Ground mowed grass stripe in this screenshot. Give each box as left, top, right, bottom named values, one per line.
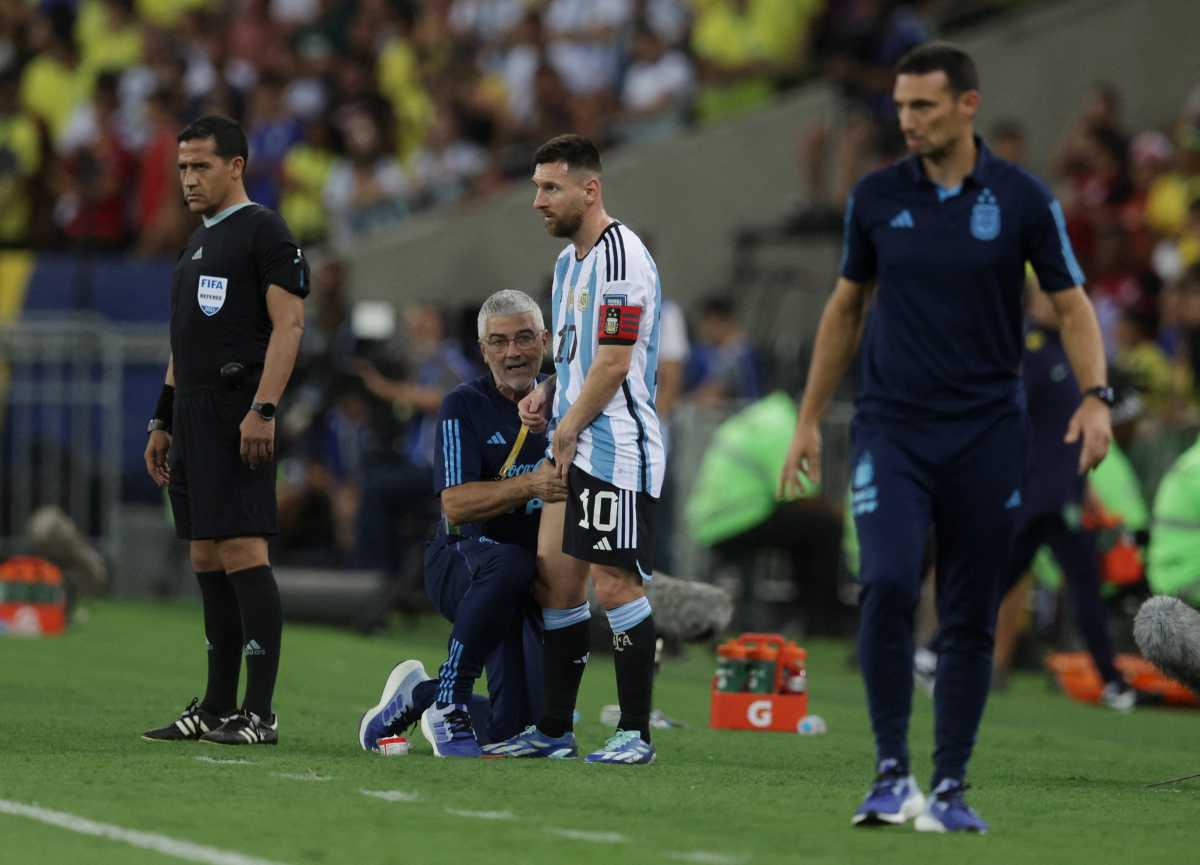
left=1, top=600, right=1198, bottom=865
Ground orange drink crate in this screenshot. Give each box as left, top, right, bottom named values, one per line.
left=710, top=633, right=809, bottom=732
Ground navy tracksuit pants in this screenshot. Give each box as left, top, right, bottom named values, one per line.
left=851, top=409, right=1026, bottom=785
left=424, top=537, right=543, bottom=743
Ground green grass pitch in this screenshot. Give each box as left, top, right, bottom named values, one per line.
left=2, top=600, right=1198, bottom=865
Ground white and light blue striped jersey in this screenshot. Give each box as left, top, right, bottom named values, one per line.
left=551, top=221, right=665, bottom=497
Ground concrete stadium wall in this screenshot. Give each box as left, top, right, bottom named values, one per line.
left=345, top=0, right=1199, bottom=311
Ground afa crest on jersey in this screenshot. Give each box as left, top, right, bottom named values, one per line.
left=970, top=188, right=1001, bottom=241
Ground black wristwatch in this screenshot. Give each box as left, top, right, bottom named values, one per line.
left=251, top=401, right=277, bottom=421
left=1082, top=385, right=1115, bottom=407
left=147, top=418, right=170, bottom=434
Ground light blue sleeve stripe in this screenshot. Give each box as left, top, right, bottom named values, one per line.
left=452, top=419, right=461, bottom=486
left=1048, top=200, right=1087, bottom=286
left=441, top=421, right=450, bottom=488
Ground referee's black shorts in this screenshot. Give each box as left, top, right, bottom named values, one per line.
left=168, top=388, right=278, bottom=541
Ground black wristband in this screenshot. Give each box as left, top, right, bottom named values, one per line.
left=154, top=384, right=175, bottom=431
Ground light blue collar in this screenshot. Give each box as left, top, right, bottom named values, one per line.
left=936, top=183, right=963, bottom=203
left=203, top=201, right=254, bottom=228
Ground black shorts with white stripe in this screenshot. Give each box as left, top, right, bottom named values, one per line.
left=562, top=465, right=657, bottom=577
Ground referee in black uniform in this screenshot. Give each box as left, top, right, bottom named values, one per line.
left=142, top=116, right=308, bottom=746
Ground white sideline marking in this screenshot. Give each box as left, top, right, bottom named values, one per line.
left=360, top=789, right=420, bottom=802
left=666, top=851, right=750, bottom=865
left=546, top=827, right=628, bottom=844
left=445, top=808, right=516, bottom=820
left=195, top=756, right=253, bottom=766
left=271, top=771, right=330, bottom=782
left=0, top=799, right=293, bottom=865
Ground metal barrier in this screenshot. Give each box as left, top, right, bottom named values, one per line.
left=0, top=319, right=166, bottom=564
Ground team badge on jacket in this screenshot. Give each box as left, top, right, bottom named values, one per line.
left=198, top=275, right=228, bottom=316
left=970, top=188, right=1001, bottom=241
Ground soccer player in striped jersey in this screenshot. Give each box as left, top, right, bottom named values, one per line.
left=483, top=134, right=665, bottom=765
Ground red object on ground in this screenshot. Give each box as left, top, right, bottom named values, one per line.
left=0, top=555, right=67, bottom=637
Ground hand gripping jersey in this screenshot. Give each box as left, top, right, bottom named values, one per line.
left=550, top=221, right=665, bottom=497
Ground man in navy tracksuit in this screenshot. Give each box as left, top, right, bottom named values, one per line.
left=781, top=43, right=1112, bottom=833
left=356, top=290, right=568, bottom=756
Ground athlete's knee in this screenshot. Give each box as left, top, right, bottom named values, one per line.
left=216, top=536, right=270, bottom=573
left=592, top=565, right=644, bottom=609
left=190, top=540, right=221, bottom=573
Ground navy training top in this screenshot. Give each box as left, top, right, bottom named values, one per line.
left=1021, top=325, right=1084, bottom=514
left=432, top=374, right=550, bottom=550
left=841, top=137, right=1086, bottom=422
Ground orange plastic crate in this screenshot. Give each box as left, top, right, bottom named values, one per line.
left=710, top=633, right=809, bottom=732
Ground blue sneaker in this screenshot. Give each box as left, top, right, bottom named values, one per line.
left=420, top=702, right=482, bottom=758
left=584, top=730, right=656, bottom=765
left=914, top=779, right=987, bottom=833
left=852, top=759, right=926, bottom=826
left=480, top=725, right=578, bottom=759
left=358, top=660, right=430, bottom=752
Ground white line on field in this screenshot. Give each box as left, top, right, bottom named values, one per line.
left=445, top=808, right=516, bottom=820
left=271, top=771, right=331, bottom=782
left=666, top=851, right=750, bottom=865
left=194, top=756, right=254, bottom=765
left=360, top=789, right=420, bottom=802
left=0, top=799, right=294, bottom=865
left=545, top=827, right=628, bottom=844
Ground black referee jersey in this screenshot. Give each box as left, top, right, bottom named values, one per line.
left=171, top=203, right=310, bottom=392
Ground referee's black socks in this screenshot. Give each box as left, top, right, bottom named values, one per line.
left=196, top=570, right=242, bottom=717
left=229, top=565, right=282, bottom=720
left=606, top=597, right=655, bottom=744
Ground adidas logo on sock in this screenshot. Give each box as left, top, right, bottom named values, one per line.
left=889, top=210, right=914, bottom=229
left=192, top=246, right=203, bottom=260
left=487, top=432, right=507, bottom=445
left=592, top=537, right=612, bottom=551
left=243, top=639, right=266, bottom=656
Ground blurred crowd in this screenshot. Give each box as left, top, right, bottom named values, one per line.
left=1047, top=80, right=1200, bottom=430
left=0, top=0, right=1022, bottom=253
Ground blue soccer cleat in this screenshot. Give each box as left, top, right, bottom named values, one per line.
left=852, top=759, right=926, bottom=826
left=420, top=702, right=482, bottom=758
left=358, top=659, right=430, bottom=752
left=914, top=778, right=988, bottom=833
left=584, top=729, right=656, bottom=765
left=480, top=725, right=578, bottom=759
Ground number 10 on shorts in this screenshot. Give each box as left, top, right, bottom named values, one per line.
left=576, top=489, right=619, bottom=532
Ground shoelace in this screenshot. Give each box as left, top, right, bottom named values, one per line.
left=445, top=709, right=474, bottom=738
left=179, top=697, right=202, bottom=719
left=869, top=770, right=907, bottom=797
left=601, top=729, right=643, bottom=751
left=934, top=782, right=972, bottom=806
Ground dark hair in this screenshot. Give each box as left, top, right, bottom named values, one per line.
left=896, top=41, right=979, bottom=95
left=177, top=115, right=248, bottom=164
left=533, top=134, right=602, bottom=174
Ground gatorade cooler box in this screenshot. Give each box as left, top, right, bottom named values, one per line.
left=710, top=633, right=808, bottom=732
left=0, top=556, right=67, bottom=637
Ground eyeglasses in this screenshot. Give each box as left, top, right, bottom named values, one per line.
left=483, top=330, right=541, bottom=351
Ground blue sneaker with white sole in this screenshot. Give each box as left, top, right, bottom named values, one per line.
left=420, top=702, right=482, bottom=758
left=914, top=779, right=988, bottom=833
left=852, top=759, right=926, bottom=826
left=584, top=730, right=656, bottom=765
left=358, top=659, right=430, bottom=752
left=480, top=725, right=578, bottom=759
